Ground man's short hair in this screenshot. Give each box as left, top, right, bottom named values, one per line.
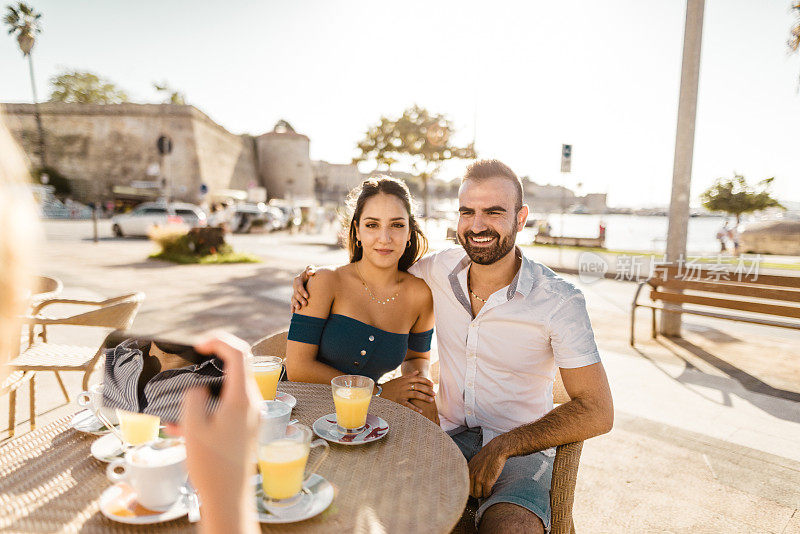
left=461, top=159, right=524, bottom=211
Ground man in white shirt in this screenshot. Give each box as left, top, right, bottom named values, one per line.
left=293, top=159, right=613, bottom=533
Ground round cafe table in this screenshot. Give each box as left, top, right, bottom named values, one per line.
left=0, top=382, right=469, bottom=533
left=272, top=382, right=469, bottom=533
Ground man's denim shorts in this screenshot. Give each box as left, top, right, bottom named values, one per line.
left=447, top=426, right=553, bottom=532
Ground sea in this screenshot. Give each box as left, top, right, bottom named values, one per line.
left=519, top=213, right=729, bottom=255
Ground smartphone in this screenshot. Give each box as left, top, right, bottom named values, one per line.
left=103, top=330, right=224, bottom=422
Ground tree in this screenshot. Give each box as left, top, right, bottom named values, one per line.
left=354, top=105, right=476, bottom=215
left=154, top=81, right=186, bottom=105
left=700, top=174, right=784, bottom=223
left=49, top=70, right=129, bottom=104
left=4, top=2, right=47, bottom=167
left=791, top=2, right=800, bottom=85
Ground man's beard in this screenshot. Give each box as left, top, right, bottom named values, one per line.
left=458, top=227, right=517, bottom=265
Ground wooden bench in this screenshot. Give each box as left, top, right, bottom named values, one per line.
left=630, top=265, right=800, bottom=345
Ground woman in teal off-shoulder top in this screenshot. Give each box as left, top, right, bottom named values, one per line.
left=285, top=176, right=438, bottom=422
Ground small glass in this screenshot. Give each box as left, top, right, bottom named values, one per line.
left=76, top=383, right=119, bottom=428
left=259, top=400, right=292, bottom=444
left=116, top=409, right=160, bottom=446
left=258, top=423, right=329, bottom=513
left=331, top=375, right=374, bottom=434
left=250, top=355, right=284, bottom=400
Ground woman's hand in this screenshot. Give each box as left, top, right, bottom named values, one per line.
left=166, top=332, right=261, bottom=534
left=379, top=371, right=436, bottom=413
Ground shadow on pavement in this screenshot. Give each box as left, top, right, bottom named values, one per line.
left=129, top=264, right=297, bottom=343
left=633, top=337, right=800, bottom=424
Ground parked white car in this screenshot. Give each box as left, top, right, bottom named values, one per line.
left=111, top=202, right=207, bottom=237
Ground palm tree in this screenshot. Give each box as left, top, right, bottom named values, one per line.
left=4, top=2, right=46, bottom=167
left=791, top=2, right=800, bottom=51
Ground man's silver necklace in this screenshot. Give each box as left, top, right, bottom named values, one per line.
left=356, top=263, right=400, bottom=305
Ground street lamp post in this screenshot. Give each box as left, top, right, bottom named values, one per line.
left=662, top=0, right=706, bottom=336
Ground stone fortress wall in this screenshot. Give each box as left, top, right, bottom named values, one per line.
left=1, top=103, right=259, bottom=203
left=256, top=126, right=315, bottom=203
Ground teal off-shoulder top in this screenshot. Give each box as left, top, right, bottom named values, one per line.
left=288, top=313, right=433, bottom=382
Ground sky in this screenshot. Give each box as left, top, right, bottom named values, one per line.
left=1, top=0, right=799, bottom=208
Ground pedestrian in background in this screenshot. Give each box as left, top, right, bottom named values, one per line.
left=716, top=221, right=730, bottom=253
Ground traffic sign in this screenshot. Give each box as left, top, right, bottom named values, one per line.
left=157, top=135, right=173, bottom=155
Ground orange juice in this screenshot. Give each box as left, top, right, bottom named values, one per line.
left=116, top=410, right=160, bottom=446
left=333, top=387, right=372, bottom=429
left=254, top=365, right=282, bottom=400
left=258, top=440, right=309, bottom=500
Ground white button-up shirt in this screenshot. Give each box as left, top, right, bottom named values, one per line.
left=409, top=247, right=601, bottom=445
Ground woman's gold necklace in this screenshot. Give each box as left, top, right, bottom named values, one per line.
left=356, top=263, right=400, bottom=305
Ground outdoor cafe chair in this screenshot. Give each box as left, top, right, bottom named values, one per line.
left=28, top=275, right=63, bottom=306
left=251, top=328, right=289, bottom=358
left=1, top=370, right=34, bottom=439
left=7, top=293, right=144, bottom=432
left=25, top=292, right=142, bottom=346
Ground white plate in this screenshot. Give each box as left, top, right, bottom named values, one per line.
left=99, top=482, right=188, bottom=524
left=312, top=413, right=388, bottom=445
left=71, top=409, right=114, bottom=435
left=276, top=391, right=297, bottom=409
left=90, top=428, right=171, bottom=462
left=254, top=473, right=334, bottom=523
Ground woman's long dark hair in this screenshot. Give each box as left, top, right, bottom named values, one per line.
left=345, top=176, right=428, bottom=272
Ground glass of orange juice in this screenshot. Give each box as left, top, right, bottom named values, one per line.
left=258, top=423, right=328, bottom=512
left=115, top=409, right=160, bottom=446
left=331, top=375, right=374, bottom=433
left=250, top=355, right=283, bottom=400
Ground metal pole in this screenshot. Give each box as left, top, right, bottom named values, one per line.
left=661, top=0, right=705, bottom=336
left=27, top=53, right=47, bottom=168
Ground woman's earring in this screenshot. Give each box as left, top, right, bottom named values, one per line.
left=406, top=240, right=411, bottom=248
left=357, top=240, right=362, bottom=248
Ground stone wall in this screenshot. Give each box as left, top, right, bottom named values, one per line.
left=0, top=103, right=259, bottom=203
left=256, top=130, right=315, bottom=203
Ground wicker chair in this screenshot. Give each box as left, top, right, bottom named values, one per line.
left=28, top=275, right=63, bottom=306
left=25, top=292, right=142, bottom=346
left=251, top=328, right=289, bottom=358
left=451, top=373, right=583, bottom=534
left=7, top=292, right=144, bottom=431
left=2, top=371, right=34, bottom=439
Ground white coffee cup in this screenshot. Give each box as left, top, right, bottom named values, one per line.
left=259, top=400, right=291, bottom=444
left=106, top=439, right=188, bottom=510
left=77, top=383, right=119, bottom=426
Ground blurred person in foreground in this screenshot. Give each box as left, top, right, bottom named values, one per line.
left=293, top=159, right=614, bottom=534
left=0, top=117, right=259, bottom=534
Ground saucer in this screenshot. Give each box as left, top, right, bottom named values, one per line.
left=253, top=473, right=334, bottom=523
left=90, top=429, right=171, bottom=462
left=276, top=391, right=297, bottom=409
left=71, top=409, right=114, bottom=435
left=100, top=482, right=188, bottom=524
left=312, top=413, right=388, bottom=445
left=91, top=433, right=126, bottom=462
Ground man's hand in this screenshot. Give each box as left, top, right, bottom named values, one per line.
left=291, top=265, right=317, bottom=312
left=468, top=438, right=509, bottom=499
